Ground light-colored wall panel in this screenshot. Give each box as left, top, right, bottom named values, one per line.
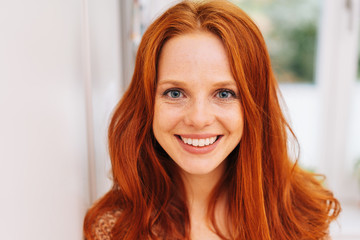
left=87, top=0, right=123, bottom=200
left=0, top=1, right=90, bottom=239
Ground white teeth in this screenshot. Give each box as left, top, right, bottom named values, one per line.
left=180, top=136, right=218, bottom=147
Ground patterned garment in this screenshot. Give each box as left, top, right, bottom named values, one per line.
left=91, top=210, right=121, bottom=240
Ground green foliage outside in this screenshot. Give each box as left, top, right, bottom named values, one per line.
left=230, top=0, right=320, bottom=83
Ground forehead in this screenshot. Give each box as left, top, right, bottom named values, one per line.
left=157, top=31, right=234, bottom=86
left=159, top=31, right=228, bottom=68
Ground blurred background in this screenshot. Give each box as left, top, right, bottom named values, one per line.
left=0, top=0, right=359, bottom=239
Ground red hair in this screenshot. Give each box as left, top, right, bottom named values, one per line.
left=84, top=1, right=340, bottom=239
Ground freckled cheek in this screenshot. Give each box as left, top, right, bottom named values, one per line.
left=154, top=104, right=185, bottom=132
left=215, top=105, right=244, bottom=132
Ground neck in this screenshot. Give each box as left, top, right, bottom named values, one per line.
left=181, top=162, right=226, bottom=213
left=180, top=162, right=229, bottom=239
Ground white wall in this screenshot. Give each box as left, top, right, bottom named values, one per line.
left=87, top=0, right=123, bottom=200
left=0, top=0, right=122, bottom=239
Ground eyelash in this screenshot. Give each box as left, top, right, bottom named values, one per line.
left=215, top=89, right=237, bottom=99
left=162, top=88, right=237, bottom=100
left=163, top=88, right=184, bottom=99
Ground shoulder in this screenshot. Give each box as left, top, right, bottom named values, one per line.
left=89, top=209, right=121, bottom=240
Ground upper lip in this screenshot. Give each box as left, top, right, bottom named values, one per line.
left=176, top=134, right=220, bottom=138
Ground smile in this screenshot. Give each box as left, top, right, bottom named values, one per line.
left=175, top=134, right=222, bottom=154
left=180, top=136, right=218, bottom=147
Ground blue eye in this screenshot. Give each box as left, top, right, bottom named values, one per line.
left=166, top=89, right=182, bottom=98
left=217, top=90, right=234, bottom=99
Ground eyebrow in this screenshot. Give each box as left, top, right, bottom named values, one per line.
left=157, top=79, right=238, bottom=88
left=157, top=79, right=184, bottom=87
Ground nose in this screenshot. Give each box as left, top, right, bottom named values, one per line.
left=183, top=97, right=215, bottom=129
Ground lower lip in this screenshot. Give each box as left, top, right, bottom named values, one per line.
left=176, top=136, right=222, bottom=154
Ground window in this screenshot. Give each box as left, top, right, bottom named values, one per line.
left=230, top=0, right=320, bottom=83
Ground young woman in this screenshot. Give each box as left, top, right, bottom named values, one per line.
left=84, top=1, right=340, bottom=239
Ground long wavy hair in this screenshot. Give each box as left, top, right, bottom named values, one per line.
left=84, top=1, right=340, bottom=239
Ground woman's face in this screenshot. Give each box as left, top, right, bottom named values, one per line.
left=153, top=31, right=244, bottom=176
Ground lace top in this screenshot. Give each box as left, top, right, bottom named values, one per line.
left=90, top=210, right=121, bottom=240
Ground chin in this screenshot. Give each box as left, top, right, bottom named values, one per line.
left=175, top=157, right=225, bottom=176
